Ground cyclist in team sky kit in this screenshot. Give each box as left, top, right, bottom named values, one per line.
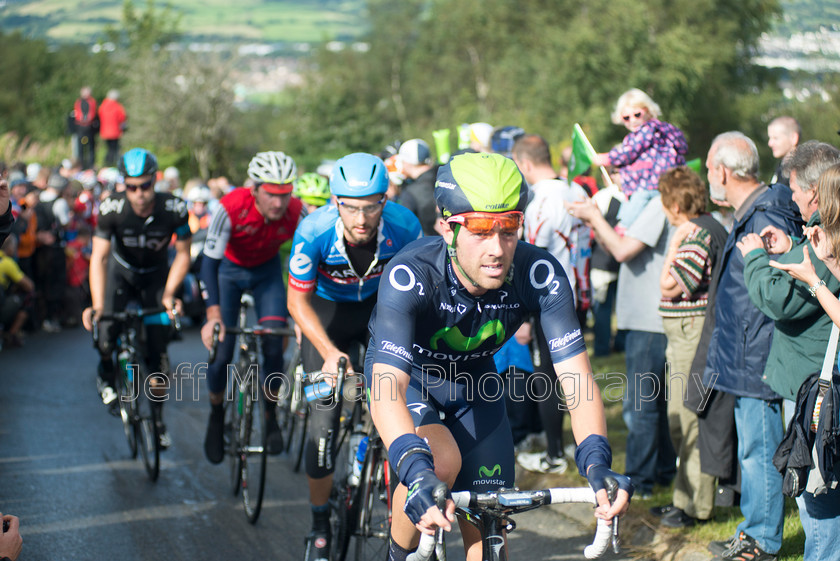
left=363, top=152, right=633, bottom=561
left=83, top=148, right=192, bottom=449
left=286, top=152, right=422, bottom=561
left=199, top=151, right=305, bottom=464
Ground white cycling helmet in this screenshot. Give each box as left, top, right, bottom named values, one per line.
left=247, top=151, right=297, bottom=184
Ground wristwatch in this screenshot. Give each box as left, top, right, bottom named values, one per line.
left=809, top=279, right=827, bottom=297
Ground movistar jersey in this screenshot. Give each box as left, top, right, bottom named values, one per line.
left=369, top=237, right=586, bottom=378
left=287, top=201, right=422, bottom=302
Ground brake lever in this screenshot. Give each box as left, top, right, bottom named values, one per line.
left=606, top=478, right=620, bottom=553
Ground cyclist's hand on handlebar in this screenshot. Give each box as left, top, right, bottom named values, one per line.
left=162, top=296, right=183, bottom=317
left=82, top=307, right=101, bottom=332
left=201, top=318, right=224, bottom=351
left=404, top=471, right=455, bottom=534
left=586, top=465, right=634, bottom=521
left=321, top=349, right=353, bottom=375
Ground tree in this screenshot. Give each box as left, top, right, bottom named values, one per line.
left=0, top=31, right=112, bottom=142
left=105, top=0, right=238, bottom=178
left=274, top=0, right=788, bottom=168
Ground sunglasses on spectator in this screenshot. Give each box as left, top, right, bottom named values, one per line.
left=338, top=197, right=385, bottom=216
left=447, top=211, right=523, bottom=236
left=125, top=179, right=155, bottom=192
left=622, top=111, right=644, bottom=122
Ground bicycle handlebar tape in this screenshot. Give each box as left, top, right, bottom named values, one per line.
left=388, top=433, right=435, bottom=486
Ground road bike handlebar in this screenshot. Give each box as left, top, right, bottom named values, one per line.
left=207, top=322, right=294, bottom=364
left=92, top=307, right=180, bottom=348
left=409, top=482, right=618, bottom=561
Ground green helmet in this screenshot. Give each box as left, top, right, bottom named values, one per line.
left=434, top=152, right=529, bottom=218
left=294, top=172, right=330, bottom=206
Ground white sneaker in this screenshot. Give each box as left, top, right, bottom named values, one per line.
left=97, top=377, right=117, bottom=405
left=514, top=432, right=548, bottom=454
left=516, top=451, right=568, bottom=474
left=42, top=320, right=62, bottom=333
left=157, top=423, right=172, bottom=449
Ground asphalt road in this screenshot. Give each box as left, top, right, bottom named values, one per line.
left=0, top=325, right=629, bottom=561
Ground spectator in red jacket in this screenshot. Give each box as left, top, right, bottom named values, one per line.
left=73, top=86, right=98, bottom=170
left=98, top=90, right=127, bottom=168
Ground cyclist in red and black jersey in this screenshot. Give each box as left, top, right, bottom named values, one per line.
left=199, top=151, right=305, bottom=464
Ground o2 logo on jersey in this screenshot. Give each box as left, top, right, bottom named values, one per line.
left=289, top=242, right=313, bottom=276
left=529, top=259, right=562, bottom=295
left=389, top=264, right=424, bottom=295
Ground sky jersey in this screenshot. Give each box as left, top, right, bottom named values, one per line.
left=94, top=192, right=190, bottom=274
left=203, top=187, right=304, bottom=268
left=288, top=201, right=422, bottom=302
left=368, top=237, right=586, bottom=379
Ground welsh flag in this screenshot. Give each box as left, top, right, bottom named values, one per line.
left=569, top=123, right=597, bottom=179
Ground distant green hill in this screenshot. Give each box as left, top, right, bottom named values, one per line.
left=0, top=0, right=367, bottom=44
left=0, top=0, right=838, bottom=47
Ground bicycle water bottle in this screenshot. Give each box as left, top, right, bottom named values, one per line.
left=304, top=380, right=333, bottom=402
left=353, top=436, right=369, bottom=482
left=347, top=433, right=366, bottom=486
left=143, top=312, right=171, bottom=326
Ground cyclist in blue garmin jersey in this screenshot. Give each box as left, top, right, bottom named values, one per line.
left=287, top=153, right=422, bottom=561
left=364, top=152, right=633, bottom=561
left=82, top=148, right=191, bottom=449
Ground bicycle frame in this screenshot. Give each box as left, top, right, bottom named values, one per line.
left=209, top=294, right=295, bottom=524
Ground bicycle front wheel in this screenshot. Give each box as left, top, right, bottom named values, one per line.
left=354, top=443, right=392, bottom=561
left=227, top=385, right=243, bottom=497
left=240, top=381, right=267, bottom=524
left=136, top=374, right=161, bottom=482
left=332, top=477, right=358, bottom=561
left=288, top=365, right=309, bottom=473
left=116, top=362, right=138, bottom=458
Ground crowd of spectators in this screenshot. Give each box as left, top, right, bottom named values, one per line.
left=2, top=82, right=838, bottom=561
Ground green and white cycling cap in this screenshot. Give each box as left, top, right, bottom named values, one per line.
left=434, top=152, right=529, bottom=219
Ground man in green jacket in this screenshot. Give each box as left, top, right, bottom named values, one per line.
left=738, top=140, right=840, bottom=401
left=736, top=140, right=840, bottom=561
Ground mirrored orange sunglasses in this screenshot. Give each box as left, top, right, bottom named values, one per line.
left=447, top=211, right=523, bottom=235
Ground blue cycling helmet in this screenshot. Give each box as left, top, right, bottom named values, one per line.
left=329, top=153, right=388, bottom=198
left=490, top=126, right=526, bottom=158
left=119, top=148, right=159, bottom=178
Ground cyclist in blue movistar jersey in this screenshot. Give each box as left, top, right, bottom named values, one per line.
left=364, top=152, right=633, bottom=561
left=287, top=153, right=422, bottom=561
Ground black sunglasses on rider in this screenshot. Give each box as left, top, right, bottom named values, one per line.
left=125, top=179, right=155, bottom=192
